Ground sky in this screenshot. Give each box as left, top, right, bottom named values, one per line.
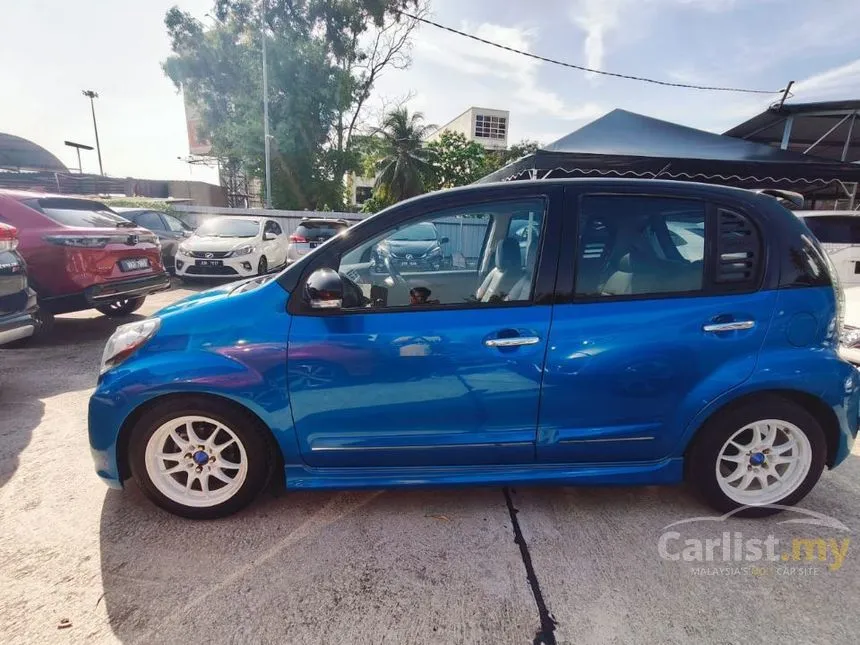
left=3, top=0, right=860, bottom=184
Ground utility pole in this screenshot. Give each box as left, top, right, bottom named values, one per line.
left=82, top=90, right=104, bottom=175
left=261, top=16, right=273, bottom=209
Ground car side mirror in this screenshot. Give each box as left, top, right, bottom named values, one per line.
left=440, top=236, right=449, bottom=244
left=264, top=232, right=277, bottom=241
left=304, top=268, right=343, bottom=309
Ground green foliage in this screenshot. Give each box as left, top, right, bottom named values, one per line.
left=162, top=0, right=419, bottom=210
left=480, top=139, right=541, bottom=177
left=102, top=198, right=174, bottom=212
left=373, top=107, right=435, bottom=202
left=426, top=131, right=487, bottom=189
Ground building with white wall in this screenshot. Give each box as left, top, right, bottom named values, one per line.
left=427, top=107, right=510, bottom=151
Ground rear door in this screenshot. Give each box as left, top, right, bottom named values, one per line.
left=538, top=187, right=777, bottom=463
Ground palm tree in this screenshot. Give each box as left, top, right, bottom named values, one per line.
left=374, top=107, right=435, bottom=203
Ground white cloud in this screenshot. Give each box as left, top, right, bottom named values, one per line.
left=569, top=0, right=622, bottom=75
left=792, top=59, right=860, bottom=101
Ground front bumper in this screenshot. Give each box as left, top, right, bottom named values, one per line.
left=0, top=310, right=35, bottom=346
left=175, top=252, right=261, bottom=278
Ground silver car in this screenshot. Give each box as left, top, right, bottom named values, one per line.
left=286, top=218, right=350, bottom=264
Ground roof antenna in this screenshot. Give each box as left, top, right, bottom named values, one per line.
left=775, top=81, right=794, bottom=110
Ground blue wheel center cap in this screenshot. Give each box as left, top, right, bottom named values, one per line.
left=192, top=450, right=209, bottom=465
left=749, top=452, right=765, bottom=466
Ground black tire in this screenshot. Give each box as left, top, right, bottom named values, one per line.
left=97, top=296, right=146, bottom=317
left=258, top=256, right=268, bottom=276
left=686, top=395, right=826, bottom=517
left=3, top=308, right=54, bottom=348
left=129, top=396, right=274, bottom=519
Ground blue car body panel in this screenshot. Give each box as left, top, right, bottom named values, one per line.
left=87, top=179, right=860, bottom=498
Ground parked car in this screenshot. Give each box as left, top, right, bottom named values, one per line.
left=0, top=191, right=170, bottom=337
left=286, top=218, right=350, bottom=265
left=175, top=217, right=287, bottom=279
left=371, top=221, right=448, bottom=273
left=90, top=179, right=858, bottom=519
left=796, top=211, right=860, bottom=286
left=0, top=223, right=38, bottom=346
left=113, top=208, right=192, bottom=272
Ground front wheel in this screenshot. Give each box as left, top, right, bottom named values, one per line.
left=257, top=256, right=268, bottom=276
left=687, top=396, right=826, bottom=517
left=97, top=296, right=146, bottom=317
left=129, top=397, right=273, bottom=519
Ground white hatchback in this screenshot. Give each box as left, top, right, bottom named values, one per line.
left=175, top=217, right=288, bottom=279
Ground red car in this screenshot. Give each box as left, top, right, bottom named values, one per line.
left=0, top=190, right=170, bottom=338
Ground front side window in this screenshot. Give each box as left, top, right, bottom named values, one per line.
left=265, top=220, right=283, bottom=235
left=196, top=218, right=260, bottom=238
left=575, top=195, right=706, bottom=299
left=335, top=198, right=545, bottom=309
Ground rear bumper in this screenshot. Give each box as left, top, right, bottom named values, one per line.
left=0, top=310, right=35, bottom=346
left=40, top=272, right=171, bottom=314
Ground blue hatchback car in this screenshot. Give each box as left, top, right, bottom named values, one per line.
left=89, top=179, right=859, bottom=519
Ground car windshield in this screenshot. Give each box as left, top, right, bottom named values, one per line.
left=391, top=223, right=437, bottom=241
left=195, top=218, right=259, bottom=238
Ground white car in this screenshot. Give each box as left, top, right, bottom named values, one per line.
left=797, top=211, right=860, bottom=287
left=840, top=285, right=860, bottom=364
left=175, top=217, right=288, bottom=279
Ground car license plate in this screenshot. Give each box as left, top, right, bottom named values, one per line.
left=120, top=258, right=150, bottom=271
left=309, top=242, right=318, bottom=249
left=196, top=260, right=223, bottom=267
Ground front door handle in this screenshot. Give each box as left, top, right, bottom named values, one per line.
left=703, top=320, right=755, bottom=333
left=484, top=336, right=541, bottom=347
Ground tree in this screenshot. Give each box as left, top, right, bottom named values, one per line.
left=162, top=0, right=422, bottom=210
left=426, top=131, right=487, bottom=189
left=480, top=139, right=541, bottom=177
left=373, top=107, right=435, bottom=202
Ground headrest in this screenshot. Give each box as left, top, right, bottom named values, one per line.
left=496, top=237, right=522, bottom=270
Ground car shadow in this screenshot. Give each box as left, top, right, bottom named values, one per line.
left=0, top=312, right=145, bottom=489
left=97, top=479, right=701, bottom=643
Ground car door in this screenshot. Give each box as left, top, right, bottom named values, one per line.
left=538, top=187, right=776, bottom=464
left=286, top=188, right=563, bottom=468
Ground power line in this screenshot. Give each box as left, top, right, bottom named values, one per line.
left=401, top=11, right=783, bottom=95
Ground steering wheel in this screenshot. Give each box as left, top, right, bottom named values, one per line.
left=383, top=255, right=408, bottom=286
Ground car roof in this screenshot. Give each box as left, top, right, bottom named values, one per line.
left=299, top=218, right=350, bottom=225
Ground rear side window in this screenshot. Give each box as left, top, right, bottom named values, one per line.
left=24, top=198, right=120, bottom=228
left=780, top=233, right=832, bottom=288
left=295, top=222, right=347, bottom=240
left=133, top=211, right=165, bottom=230
left=713, top=208, right=763, bottom=290
left=574, top=195, right=706, bottom=299
left=803, top=216, right=860, bottom=245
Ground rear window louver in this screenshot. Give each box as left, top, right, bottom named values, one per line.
left=715, top=209, right=761, bottom=285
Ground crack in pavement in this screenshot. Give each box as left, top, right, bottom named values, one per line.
left=503, top=487, right=557, bottom=645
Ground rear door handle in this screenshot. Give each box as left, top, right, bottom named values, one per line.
left=703, top=320, right=755, bottom=333
left=484, top=336, right=541, bottom=347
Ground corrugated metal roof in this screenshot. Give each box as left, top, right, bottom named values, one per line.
left=0, top=133, right=68, bottom=172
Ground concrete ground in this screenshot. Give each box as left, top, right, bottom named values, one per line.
left=2, top=283, right=860, bottom=644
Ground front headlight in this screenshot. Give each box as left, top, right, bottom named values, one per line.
left=177, top=243, right=189, bottom=255
left=100, top=318, right=160, bottom=375
left=426, top=247, right=442, bottom=257
left=842, top=325, right=860, bottom=348
left=230, top=245, right=256, bottom=257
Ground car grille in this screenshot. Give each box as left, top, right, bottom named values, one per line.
left=188, top=250, right=231, bottom=259
left=185, top=265, right=239, bottom=276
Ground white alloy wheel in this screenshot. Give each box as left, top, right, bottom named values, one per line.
left=144, top=415, right=249, bottom=508
left=715, top=419, right=813, bottom=506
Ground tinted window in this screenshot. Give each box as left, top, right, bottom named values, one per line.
left=133, top=211, right=165, bottom=230
left=803, top=216, right=860, bottom=245
left=24, top=198, right=121, bottom=228
left=163, top=214, right=188, bottom=232
left=265, top=220, right=283, bottom=235
left=781, top=233, right=832, bottom=287
left=295, top=222, right=347, bottom=239
left=575, top=195, right=706, bottom=298
left=196, top=218, right=259, bottom=238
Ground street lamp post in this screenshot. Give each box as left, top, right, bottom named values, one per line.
left=261, top=15, right=272, bottom=209
left=82, top=90, right=104, bottom=176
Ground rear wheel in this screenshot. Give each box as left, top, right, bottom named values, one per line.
left=129, top=397, right=273, bottom=519
left=97, top=296, right=146, bottom=317
left=687, top=396, right=826, bottom=517
left=257, top=256, right=268, bottom=276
